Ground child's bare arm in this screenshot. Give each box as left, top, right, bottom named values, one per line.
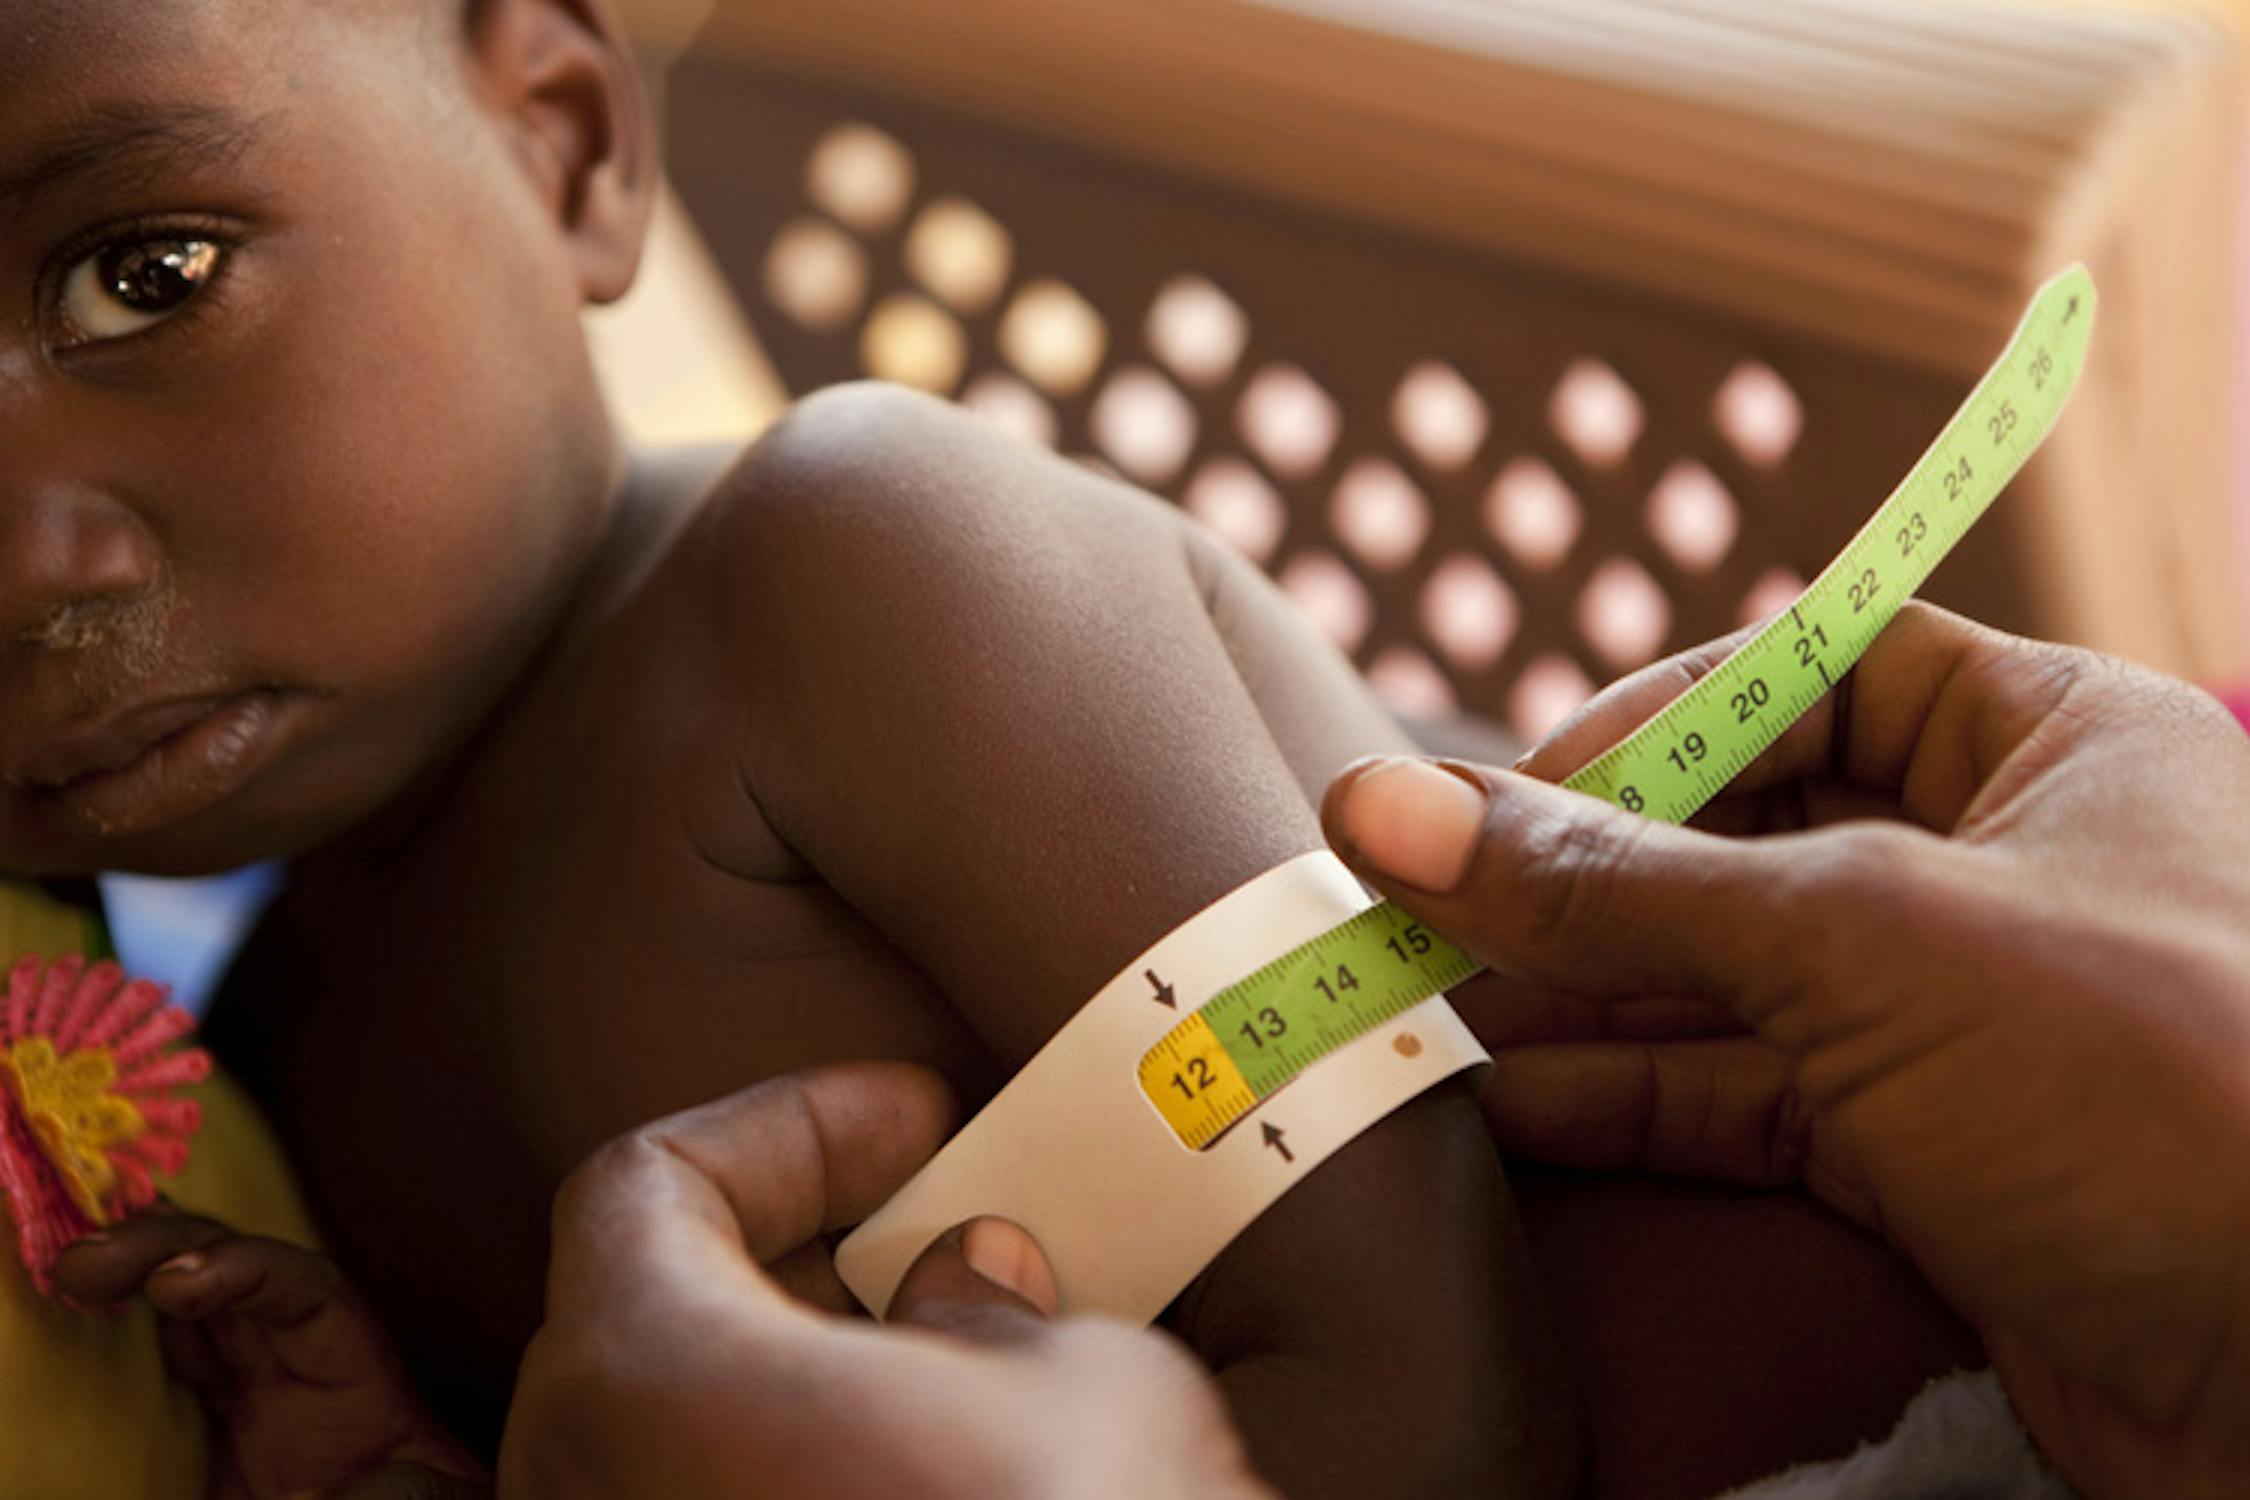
left=54, top=1218, right=488, bottom=1500
left=705, top=384, right=1578, bottom=1498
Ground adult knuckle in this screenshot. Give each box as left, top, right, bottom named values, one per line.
left=1763, top=1070, right=1817, bottom=1184
left=551, top=1132, right=661, bottom=1237
left=1517, top=808, right=1646, bottom=955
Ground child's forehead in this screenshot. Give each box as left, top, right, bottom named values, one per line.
left=0, top=0, right=431, bottom=173
left=1, top=0, right=425, bottom=105
left=4, top=0, right=237, bottom=84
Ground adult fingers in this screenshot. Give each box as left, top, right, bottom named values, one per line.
left=545, top=1063, right=955, bottom=1322
left=1518, top=623, right=1760, bottom=783
left=1479, top=1035, right=1826, bottom=1197
left=1446, top=969, right=1743, bottom=1051
left=886, top=1218, right=1060, bottom=1340
left=1325, top=757, right=1852, bottom=1011
left=1519, top=604, right=2090, bottom=832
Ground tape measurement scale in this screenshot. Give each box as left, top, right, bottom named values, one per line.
left=1141, top=264, right=2098, bottom=1151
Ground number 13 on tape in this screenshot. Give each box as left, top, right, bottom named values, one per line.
left=1141, top=264, right=2098, bottom=1152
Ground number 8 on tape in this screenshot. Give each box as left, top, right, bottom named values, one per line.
left=1141, top=263, right=2098, bottom=1151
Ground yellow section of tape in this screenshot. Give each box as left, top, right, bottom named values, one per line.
left=1137, top=1012, right=1257, bottom=1150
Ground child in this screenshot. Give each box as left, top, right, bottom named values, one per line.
left=3, top=1, right=1968, bottom=1493
left=0, top=1, right=1565, bottom=1494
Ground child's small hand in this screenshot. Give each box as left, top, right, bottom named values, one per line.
left=52, top=1214, right=488, bottom=1500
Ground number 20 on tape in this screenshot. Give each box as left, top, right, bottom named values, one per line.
left=1140, top=264, right=2098, bottom=1151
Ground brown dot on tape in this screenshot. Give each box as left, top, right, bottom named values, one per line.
left=1394, top=1033, right=1424, bottom=1059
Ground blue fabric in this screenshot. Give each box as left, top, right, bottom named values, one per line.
left=99, top=865, right=281, bottom=1018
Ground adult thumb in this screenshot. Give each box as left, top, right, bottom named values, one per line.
left=1323, top=757, right=1819, bottom=1011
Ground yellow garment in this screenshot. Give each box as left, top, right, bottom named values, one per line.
left=1, top=881, right=316, bottom=1500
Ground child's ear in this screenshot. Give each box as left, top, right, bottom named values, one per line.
left=468, top=0, right=656, bottom=305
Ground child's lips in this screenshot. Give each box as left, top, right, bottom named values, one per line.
left=9, top=694, right=237, bottom=791
left=15, top=690, right=293, bottom=837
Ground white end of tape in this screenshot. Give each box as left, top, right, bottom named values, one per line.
left=835, top=850, right=1487, bottom=1324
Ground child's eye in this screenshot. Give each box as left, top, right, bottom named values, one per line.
left=56, top=238, right=225, bottom=344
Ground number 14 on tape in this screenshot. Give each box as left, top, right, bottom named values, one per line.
left=1141, top=264, right=2098, bottom=1151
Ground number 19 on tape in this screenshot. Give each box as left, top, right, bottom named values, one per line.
left=1140, top=264, right=2098, bottom=1152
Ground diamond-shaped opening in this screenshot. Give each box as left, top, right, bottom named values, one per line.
left=1419, top=554, right=1519, bottom=671
left=1330, top=459, right=1430, bottom=572
left=1240, top=365, right=1341, bottom=481
left=1550, top=359, right=1645, bottom=469
left=805, top=123, right=917, bottom=235
left=1485, top=458, right=1583, bottom=571
left=1716, top=361, right=1804, bottom=469
left=1367, top=646, right=1458, bottom=719
left=1148, top=276, right=1250, bottom=388
left=961, top=372, right=1058, bottom=450
left=1738, top=567, right=1807, bottom=627
left=1647, top=461, right=1740, bottom=573
left=762, top=217, right=868, bottom=333
left=1510, top=655, right=1597, bottom=745
left=1184, top=457, right=1288, bottom=566
left=1091, top=366, right=1199, bottom=486
left=1578, top=558, right=1672, bottom=671
left=1000, top=280, right=1108, bottom=397
left=860, top=293, right=966, bottom=395
left=1277, top=551, right=1372, bottom=654
left=906, top=197, right=1014, bottom=314
left=1392, top=361, right=1489, bottom=472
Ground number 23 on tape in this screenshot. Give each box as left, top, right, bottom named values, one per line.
left=1139, top=264, right=2098, bottom=1153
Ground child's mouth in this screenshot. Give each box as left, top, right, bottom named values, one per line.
left=17, top=690, right=292, bottom=838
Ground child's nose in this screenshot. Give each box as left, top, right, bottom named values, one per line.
left=0, top=481, right=165, bottom=648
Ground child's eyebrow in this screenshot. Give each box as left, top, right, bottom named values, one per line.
left=0, top=100, right=272, bottom=216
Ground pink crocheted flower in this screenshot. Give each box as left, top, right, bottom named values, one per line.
left=0, top=955, right=210, bottom=1295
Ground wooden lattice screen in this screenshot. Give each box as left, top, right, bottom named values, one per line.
left=664, top=0, right=2246, bottom=738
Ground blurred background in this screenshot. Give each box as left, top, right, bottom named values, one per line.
left=118, top=0, right=2250, bottom=1000
left=596, top=0, right=2250, bottom=739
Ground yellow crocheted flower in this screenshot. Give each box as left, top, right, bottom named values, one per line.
left=0, top=1038, right=147, bottom=1226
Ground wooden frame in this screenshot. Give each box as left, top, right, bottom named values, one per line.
left=678, top=0, right=2247, bottom=678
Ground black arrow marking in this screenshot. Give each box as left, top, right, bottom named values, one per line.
left=1146, top=970, right=1176, bottom=1009
left=2065, top=294, right=2081, bottom=325
left=1261, top=1122, right=1294, bottom=1163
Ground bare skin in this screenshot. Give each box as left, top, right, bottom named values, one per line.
left=4, top=0, right=1966, bottom=1493
left=206, top=392, right=1570, bottom=1495
left=1327, top=604, right=2250, bottom=1498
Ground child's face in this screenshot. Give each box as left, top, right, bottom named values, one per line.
left=0, top=0, right=635, bottom=876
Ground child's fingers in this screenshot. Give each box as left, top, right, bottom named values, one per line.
left=156, top=1237, right=413, bottom=1393
left=144, top=1235, right=345, bottom=1328
left=50, top=1214, right=236, bottom=1304
left=155, top=1313, right=234, bottom=1398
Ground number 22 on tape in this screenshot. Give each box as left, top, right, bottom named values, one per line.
left=1141, top=264, right=2098, bottom=1151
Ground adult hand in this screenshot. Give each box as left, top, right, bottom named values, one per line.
left=499, top=1063, right=1273, bottom=1500
left=1322, top=603, right=2250, bottom=1500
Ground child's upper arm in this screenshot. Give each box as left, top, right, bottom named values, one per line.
left=714, top=382, right=1343, bottom=1058
left=706, top=382, right=1575, bottom=1498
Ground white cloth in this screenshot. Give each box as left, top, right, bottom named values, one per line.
left=1719, top=1371, right=2078, bottom=1500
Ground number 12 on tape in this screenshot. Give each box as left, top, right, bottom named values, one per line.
left=1139, top=264, right=2098, bottom=1152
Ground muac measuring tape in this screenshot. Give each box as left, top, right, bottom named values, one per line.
left=1139, top=263, right=2097, bottom=1151
left=838, top=266, right=2095, bottom=1321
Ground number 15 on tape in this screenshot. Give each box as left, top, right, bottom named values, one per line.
left=1141, top=264, right=2098, bottom=1152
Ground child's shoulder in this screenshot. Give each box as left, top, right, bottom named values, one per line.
left=690, top=381, right=1204, bottom=606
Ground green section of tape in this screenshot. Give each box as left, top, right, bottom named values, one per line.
left=1561, top=264, right=2096, bottom=823
left=1146, top=265, right=2096, bottom=1146
left=1206, top=903, right=1483, bottom=1095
